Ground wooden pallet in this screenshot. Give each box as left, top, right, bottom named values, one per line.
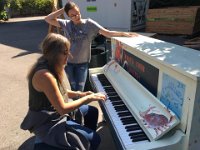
left=146, top=6, right=200, bottom=35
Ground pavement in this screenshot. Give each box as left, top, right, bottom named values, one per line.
left=0, top=16, right=47, bottom=150
left=0, top=16, right=116, bottom=150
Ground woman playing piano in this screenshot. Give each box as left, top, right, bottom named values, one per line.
left=20, top=33, right=106, bottom=150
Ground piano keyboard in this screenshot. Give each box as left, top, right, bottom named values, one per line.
left=91, top=73, right=149, bottom=149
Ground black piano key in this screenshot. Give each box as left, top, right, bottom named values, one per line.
left=100, top=77, right=108, bottom=80
left=109, top=95, right=121, bottom=99
left=102, top=85, right=113, bottom=89
left=104, top=89, right=116, bottom=93
left=122, top=120, right=136, bottom=125
left=114, top=104, right=125, bottom=108
left=100, top=78, right=110, bottom=81
left=100, top=79, right=110, bottom=83
left=117, top=111, right=132, bottom=117
left=112, top=101, right=124, bottom=106
left=110, top=100, right=123, bottom=103
left=97, top=74, right=106, bottom=78
left=121, top=117, right=137, bottom=125
left=125, top=125, right=141, bottom=132
left=129, top=131, right=149, bottom=142
left=109, top=96, right=122, bottom=101
left=99, top=77, right=109, bottom=81
left=107, top=92, right=118, bottom=97
left=97, top=74, right=107, bottom=79
left=101, top=81, right=111, bottom=86
left=104, top=86, right=115, bottom=90
left=129, top=132, right=145, bottom=137
left=121, top=117, right=136, bottom=122
left=131, top=136, right=149, bottom=142
left=114, top=105, right=128, bottom=111
left=97, top=75, right=111, bottom=84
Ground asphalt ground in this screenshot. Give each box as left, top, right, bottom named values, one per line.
left=0, top=16, right=116, bottom=150
left=0, top=16, right=47, bottom=150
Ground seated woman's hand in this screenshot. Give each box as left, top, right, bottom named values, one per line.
left=86, top=92, right=107, bottom=103
left=81, top=91, right=93, bottom=97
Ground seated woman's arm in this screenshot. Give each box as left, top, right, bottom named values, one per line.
left=67, top=90, right=93, bottom=99
left=32, top=69, right=106, bottom=115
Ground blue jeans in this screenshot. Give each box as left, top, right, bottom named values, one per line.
left=79, top=105, right=99, bottom=131
left=66, top=121, right=100, bottom=150
left=65, top=63, right=88, bottom=91
left=67, top=105, right=100, bottom=150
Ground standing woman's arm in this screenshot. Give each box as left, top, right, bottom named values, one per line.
left=99, top=28, right=138, bottom=38
left=44, top=8, right=65, bottom=27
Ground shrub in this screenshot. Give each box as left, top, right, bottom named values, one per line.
left=0, top=0, right=10, bottom=20
left=10, top=0, right=52, bottom=17
left=35, top=0, right=52, bottom=14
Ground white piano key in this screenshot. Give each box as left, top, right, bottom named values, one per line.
left=105, top=101, right=134, bottom=146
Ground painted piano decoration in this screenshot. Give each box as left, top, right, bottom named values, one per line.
left=139, top=105, right=175, bottom=137
left=89, top=35, right=200, bottom=150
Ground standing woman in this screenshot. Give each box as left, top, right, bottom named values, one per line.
left=21, top=33, right=106, bottom=150
left=45, top=1, right=137, bottom=92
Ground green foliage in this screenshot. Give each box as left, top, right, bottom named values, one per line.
left=10, top=0, right=52, bottom=17
left=0, top=0, right=10, bottom=20
left=34, top=0, right=52, bottom=14
left=0, top=10, right=8, bottom=20
left=10, top=0, right=22, bottom=11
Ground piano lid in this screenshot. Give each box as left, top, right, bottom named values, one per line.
left=103, top=60, right=180, bottom=141
left=113, top=35, right=200, bottom=80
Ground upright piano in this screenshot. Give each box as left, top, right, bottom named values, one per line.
left=89, top=35, right=200, bottom=150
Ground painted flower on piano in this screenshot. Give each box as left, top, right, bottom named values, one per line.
left=139, top=106, right=174, bottom=136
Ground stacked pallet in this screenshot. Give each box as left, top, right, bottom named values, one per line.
left=146, top=6, right=200, bottom=35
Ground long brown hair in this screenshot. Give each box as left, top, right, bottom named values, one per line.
left=28, top=33, right=70, bottom=84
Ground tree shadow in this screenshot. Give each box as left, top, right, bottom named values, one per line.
left=0, top=18, right=48, bottom=58
left=12, top=51, right=38, bottom=58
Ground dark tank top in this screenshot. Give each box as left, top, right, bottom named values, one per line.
left=28, top=60, right=66, bottom=111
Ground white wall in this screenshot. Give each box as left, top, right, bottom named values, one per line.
left=62, top=0, right=132, bottom=31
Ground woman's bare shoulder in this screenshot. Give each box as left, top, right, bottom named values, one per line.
left=33, top=69, right=56, bottom=84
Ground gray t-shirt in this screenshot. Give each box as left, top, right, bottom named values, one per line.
left=58, top=18, right=103, bottom=64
